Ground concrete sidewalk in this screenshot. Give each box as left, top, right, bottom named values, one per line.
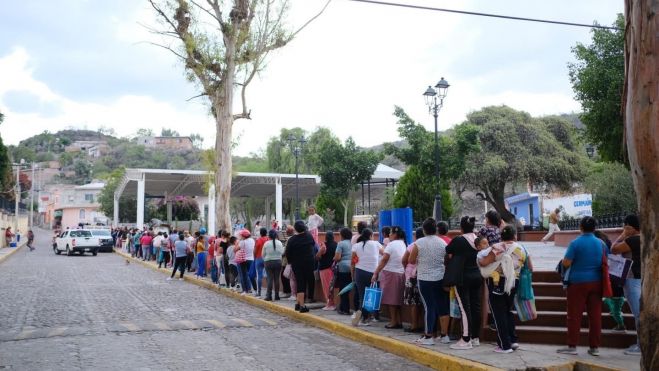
left=0, top=240, right=27, bottom=264
left=115, top=248, right=640, bottom=371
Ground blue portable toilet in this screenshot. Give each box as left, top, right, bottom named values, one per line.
left=378, top=209, right=392, bottom=243
left=391, top=207, right=414, bottom=245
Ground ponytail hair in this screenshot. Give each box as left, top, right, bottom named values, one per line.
left=268, top=229, right=279, bottom=251
left=357, top=228, right=373, bottom=249
left=460, top=216, right=476, bottom=233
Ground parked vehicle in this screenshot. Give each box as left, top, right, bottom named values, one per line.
left=90, top=229, right=114, bottom=252
left=53, top=229, right=100, bottom=256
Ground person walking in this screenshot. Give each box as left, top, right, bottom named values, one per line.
left=408, top=218, right=449, bottom=346
left=27, top=229, right=35, bottom=251
left=478, top=225, right=531, bottom=354
left=542, top=208, right=561, bottom=243
left=446, top=216, right=483, bottom=350
left=611, top=214, right=642, bottom=355
left=371, top=226, right=406, bottom=329
left=285, top=221, right=316, bottom=313
left=334, top=228, right=355, bottom=315
left=262, top=229, right=283, bottom=301
left=169, top=233, right=189, bottom=280
left=557, top=216, right=605, bottom=356
left=351, top=228, right=382, bottom=326
left=318, top=230, right=337, bottom=311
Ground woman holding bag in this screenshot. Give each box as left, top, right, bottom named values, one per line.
left=445, top=216, right=483, bottom=350
left=350, top=228, right=381, bottom=326
left=371, top=226, right=407, bottom=329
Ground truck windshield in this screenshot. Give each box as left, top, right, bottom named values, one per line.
left=70, top=231, right=93, bottom=238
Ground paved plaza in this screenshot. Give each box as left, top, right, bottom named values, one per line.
left=0, top=229, right=429, bottom=371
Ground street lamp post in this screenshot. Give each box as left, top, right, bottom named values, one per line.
left=423, top=77, right=450, bottom=221
left=287, top=134, right=307, bottom=221
left=13, top=159, right=25, bottom=235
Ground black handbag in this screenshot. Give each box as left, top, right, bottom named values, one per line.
left=443, top=253, right=465, bottom=287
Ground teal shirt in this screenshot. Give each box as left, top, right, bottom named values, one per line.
left=335, top=240, right=352, bottom=273
left=565, top=233, right=605, bottom=284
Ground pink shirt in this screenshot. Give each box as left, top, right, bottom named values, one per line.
left=404, top=244, right=417, bottom=280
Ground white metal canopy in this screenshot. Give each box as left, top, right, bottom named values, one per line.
left=113, top=168, right=321, bottom=231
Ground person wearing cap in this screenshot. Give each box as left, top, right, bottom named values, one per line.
left=285, top=221, right=315, bottom=313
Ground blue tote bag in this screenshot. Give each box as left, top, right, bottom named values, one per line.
left=362, top=283, right=382, bottom=312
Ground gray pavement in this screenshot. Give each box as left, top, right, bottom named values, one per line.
left=0, top=228, right=430, bottom=371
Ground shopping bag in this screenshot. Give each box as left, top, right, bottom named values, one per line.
left=282, top=264, right=292, bottom=279
left=210, top=259, right=219, bottom=284
left=362, top=283, right=382, bottom=312
left=449, top=287, right=461, bottom=319
left=514, top=296, right=537, bottom=322
left=518, top=247, right=534, bottom=300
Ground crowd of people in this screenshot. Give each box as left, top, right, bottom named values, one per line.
left=108, top=208, right=641, bottom=356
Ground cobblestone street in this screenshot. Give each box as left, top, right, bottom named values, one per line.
left=0, top=228, right=429, bottom=371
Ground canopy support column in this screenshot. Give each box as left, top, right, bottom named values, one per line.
left=136, top=176, right=145, bottom=229
left=275, top=178, right=282, bottom=230
left=113, top=196, right=119, bottom=228
left=208, top=184, right=216, bottom=235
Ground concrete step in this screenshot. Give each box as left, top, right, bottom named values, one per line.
left=482, top=325, right=637, bottom=348
left=533, top=296, right=631, bottom=313
left=488, top=311, right=636, bottom=330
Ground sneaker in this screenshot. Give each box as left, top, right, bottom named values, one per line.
left=322, top=305, right=336, bottom=311
left=166, top=277, right=173, bottom=281
left=624, top=344, right=641, bottom=355
left=471, top=338, right=480, bottom=347
left=439, top=336, right=451, bottom=344
left=493, top=346, right=513, bottom=354
left=359, top=319, right=371, bottom=327
left=264, top=297, right=272, bottom=301
left=557, top=347, right=578, bottom=355
left=295, top=304, right=301, bottom=311
left=178, top=278, right=184, bottom=281
left=416, top=336, right=435, bottom=346
left=351, top=310, right=362, bottom=326
left=288, top=296, right=297, bottom=301
left=274, top=296, right=281, bottom=301
left=511, top=343, right=519, bottom=350
left=588, top=348, right=600, bottom=356
left=612, top=324, right=627, bottom=332
left=450, top=339, right=473, bottom=350
left=299, top=306, right=309, bottom=313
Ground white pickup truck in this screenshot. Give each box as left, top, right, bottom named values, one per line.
left=53, top=229, right=101, bottom=256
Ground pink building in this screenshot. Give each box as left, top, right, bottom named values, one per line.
left=44, top=182, right=108, bottom=229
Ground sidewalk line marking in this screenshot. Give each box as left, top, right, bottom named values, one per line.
left=15, top=330, right=37, bottom=340
left=121, top=323, right=140, bottom=332
left=205, top=319, right=226, bottom=329
left=153, top=322, right=171, bottom=331
left=259, top=318, right=277, bottom=326
left=47, top=327, right=67, bottom=337
left=231, top=318, right=253, bottom=327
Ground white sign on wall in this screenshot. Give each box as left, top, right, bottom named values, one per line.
left=542, top=193, right=593, bottom=218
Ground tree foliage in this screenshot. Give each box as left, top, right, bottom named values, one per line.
left=385, top=106, right=453, bottom=220
left=98, top=168, right=137, bottom=223
left=568, top=14, right=625, bottom=163
left=584, top=162, right=637, bottom=214
left=314, top=138, right=381, bottom=226
left=160, top=128, right=180, bottom=137
left=0, top=111, right=9, bottom=193
left=456, top=106, right=587, bottom=222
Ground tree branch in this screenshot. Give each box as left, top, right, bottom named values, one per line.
left=290, top=0, right=332, bottom=38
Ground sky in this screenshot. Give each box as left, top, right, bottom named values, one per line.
left=0, top=0, right=623, bottom=157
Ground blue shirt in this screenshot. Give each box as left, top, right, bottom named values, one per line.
left=335, top=240, right=353, bottom=273
left=564, top=233, right=605, bottom=284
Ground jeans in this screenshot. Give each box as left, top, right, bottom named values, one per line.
left=253, top=258, right=265, bottom=294
left=159, top=251, right=170, bottom=269
left=488, top=278, right=518, bottom=350
left=171, top=257, right=187, bottom=278
left=239, top=261, right=253, bottom=292
left=228, top=264, right=240, bottom=288
left=264, top=260, right=282, bottom=299
left=417, top=279, right=443, bottom=335
left=566, top=281, right=602, bottom=348
left=624, top=278, right=641, bottom=345
left=196, top=252, right=207, bottom=276
left=143, top=246, right=152, bottom=261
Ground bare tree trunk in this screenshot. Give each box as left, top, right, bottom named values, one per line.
left=341, top=199, right=349, bottom=228
left=623, top=2, right=658, bottom=370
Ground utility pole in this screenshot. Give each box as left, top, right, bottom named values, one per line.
left=29, top=163, right=35, bottom=229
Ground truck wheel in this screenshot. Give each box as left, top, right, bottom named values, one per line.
left=66, top=246, right=72, bottom=256
left=92, top=250, right=98, bottom=256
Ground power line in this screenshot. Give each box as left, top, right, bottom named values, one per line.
left=347, top=0, right=622, bottom=31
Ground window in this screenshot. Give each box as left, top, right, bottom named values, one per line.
left=85, top=194, right=94, bottom=203
left=68, top=195, right=74, bottom=203
left=79, top=209, right=86, bottom=220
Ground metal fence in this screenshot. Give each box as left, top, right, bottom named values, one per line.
left=0, top=196, right=27, bottom=214
left=558, top=212, right=632, bottom=231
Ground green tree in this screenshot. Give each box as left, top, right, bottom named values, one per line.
left=189, top=133, right=204, bottom=149
left=584, top=162, right=637, bottom=214
left=568, top=14, right=625, bottom=163
left=456, top=106, right=587, bottom=222
left=385, top=107, right=453, bottom=220
left=73, top=160, right=92, bottom=184
left=314, top=138, right=381, bottom=226
left=59, top=152, right=74, bottom=167
left=98, top=168, right=137, bottom=223
left=148, top=0, right=330, bottom=231
left=161, top=128, right=180, bottom=137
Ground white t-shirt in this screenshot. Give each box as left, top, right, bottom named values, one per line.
left=241, top=238, right=255, bottom=261
left=383, top=239, right=406, bottom=274
left=307, top=214, right=324, bottom=230
left=153, top=235, right=164, bottom=250
left=352, top=240, right=381, bottom=273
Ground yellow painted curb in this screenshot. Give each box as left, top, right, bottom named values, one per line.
left=115, top=248, right=500, bottom=371
left=0, top=241, right=27, bottom=265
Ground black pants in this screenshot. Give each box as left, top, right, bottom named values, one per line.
left=186, top=252, right=194, bottom=271
left=222, top=258, right=231, bottom=286
left=336, top=271, right=352, bottom=313
left=292, top=262, right=314, bottom=296
left=228, top=264, right=239, bottom=287
left=264, top=260, right=282, bottom=299
left=456, top=276, right=483, bottom=340
left=488, top=278, right=518, bottom=350
left=281, top=267, right=291, bottom=294
left=159, top=251, right=170, bottom=268
left=171, top=257, right=187, bottom=278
